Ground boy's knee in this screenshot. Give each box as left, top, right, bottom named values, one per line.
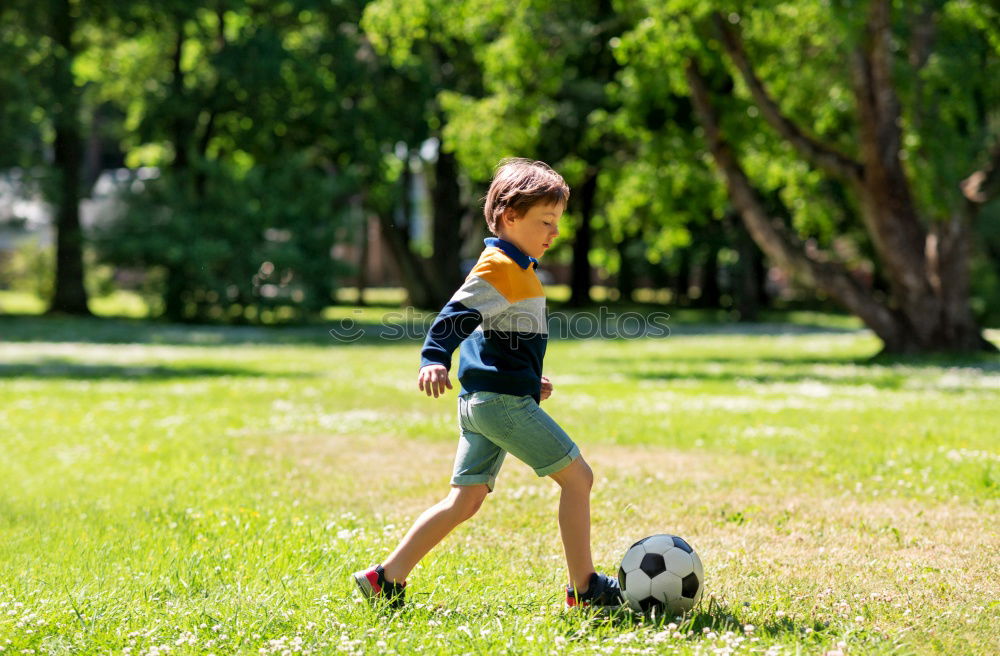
left=552, top=457, right=593, bottom=491
left=577, top=459, right=594, bottom=490
left=449, top=485, right=488, bottom=521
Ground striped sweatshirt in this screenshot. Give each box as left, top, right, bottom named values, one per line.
left=420, top=238, right=547, bottom=402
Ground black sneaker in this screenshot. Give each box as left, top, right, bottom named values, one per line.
left=565, top=572, right=624, bottom=608
left=352, top=564, right=406, bottom=608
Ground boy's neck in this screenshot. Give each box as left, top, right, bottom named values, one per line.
left=493, top=231, right=515, bottom=246
left=487, top=236, right=537, bottom=270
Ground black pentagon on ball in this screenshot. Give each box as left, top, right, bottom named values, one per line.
left=681, top=572, right=700, bottom=598
left=672, top=536, right=693, bottom=553
left=638, top=596, right=661, bottom=613
left=618, top=566, right=626, bottom=590
left=639, top=552, right=666, bottom=577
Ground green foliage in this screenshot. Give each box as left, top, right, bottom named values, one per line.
left=2, top=0, right=999, bottom=322
left=0, top=239, right=54, bottom=299
left=900, top=1, right=1000, bottom=219
left=96, top=160, right=355, bottom=322
left=71, top=0, right=434, bottom=320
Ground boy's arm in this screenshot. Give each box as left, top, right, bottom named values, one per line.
left=418, top=260, right=511, bottom=396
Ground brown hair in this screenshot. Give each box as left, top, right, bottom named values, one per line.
left=483, top=158, right=570, bottom=235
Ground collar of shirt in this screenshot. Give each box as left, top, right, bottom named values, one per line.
left=484, top=237, right=538, bottom=270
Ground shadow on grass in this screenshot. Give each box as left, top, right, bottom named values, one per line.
left=556, top=598, right=836, bottom=646
left=0, top=314, right=440, bottom=347
left=601, top=353, right=1000, bottom=389
left=3, top=315, right=998, bottom=378
left=0, top=311, right=870, bottom=347
left=0, top=315, right=343, bottom=346
left=0, top=358, right=313, bottom=380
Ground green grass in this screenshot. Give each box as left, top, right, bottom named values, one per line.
left=1, top=313, right=998, bottom=655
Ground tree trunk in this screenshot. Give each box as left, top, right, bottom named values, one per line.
left=356, top=213, right=370, bottom=307
left=398, top=152, right=414, bottom=243
left=170, top=19, right=190, bottom=177
left=616, top=236, right=636, bottom=302
left=430, top=147, right=464, bottom=295
left=376, top=210, right=446, bottom=310
left=160, top=15, right=190, bottom=322
left=671, top=247, right=691, bottom=304
left=569, top=171, right=597, bottom=307
left=849, top=0, right=991, bottom=352
left=47, top=0, right=90, bottom=316
left=729, top=212, right=763, bottom=321
left=697, top=243, right=720, bottom=308
left=164, top=267, right=187, bottom=321
left=696, top=4, right=995, bottom=353
left=687, top=60, right=907, bottom=349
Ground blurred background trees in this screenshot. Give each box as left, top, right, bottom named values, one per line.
left=0, top=0, right=997, bottom=351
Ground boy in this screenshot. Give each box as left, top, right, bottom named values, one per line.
left=352, top=158, right=622, bottom=609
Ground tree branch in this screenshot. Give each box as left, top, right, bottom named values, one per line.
left=850, top=0, right=931, bottom=317
left=711, top=12, right=864, bottom=186
left=685, top=58, right=901, bottom=344
left=907, top=2, right=937, bottom=71
left=906, top=2, right=938, bottom=149
left=863, top=0, right=906, bottom=173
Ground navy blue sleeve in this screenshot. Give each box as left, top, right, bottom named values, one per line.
left=420, top=300, right=483, bottom=370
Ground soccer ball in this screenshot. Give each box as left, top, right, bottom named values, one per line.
left=618, top=534, right=704, bottom=615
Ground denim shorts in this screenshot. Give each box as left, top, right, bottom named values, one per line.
left=452, top=391, right=581, bottom=491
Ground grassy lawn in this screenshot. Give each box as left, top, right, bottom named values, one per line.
left=0, top=312, right=997, bottom=655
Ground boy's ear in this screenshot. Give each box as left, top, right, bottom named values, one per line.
left=502, top=208, right=520, bottom=225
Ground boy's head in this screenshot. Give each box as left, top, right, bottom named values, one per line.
left=483, top=158, right=570, bottom=259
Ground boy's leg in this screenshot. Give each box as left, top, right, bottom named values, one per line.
left=549, top=456, right=596, bottom=592
left=381, top=484, right=489, bottom=584
left=473, top=393, right=594, bottom=593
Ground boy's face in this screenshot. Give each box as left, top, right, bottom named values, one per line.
left=500, top=201, right=564, bottom=260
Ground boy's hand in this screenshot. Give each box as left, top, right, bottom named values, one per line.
left=418, top=364, right=453, bottom=398
left=540, top=375, right=553, bottom=402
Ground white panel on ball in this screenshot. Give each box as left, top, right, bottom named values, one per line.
left=663, top=548, right=694, bottom=577
left=620, top=544, right=646, bottom=573
left=625, top=569, right=652, bottom=600
left=641, top=535, right=675, bottom=555
left=650, top=571, right=682, bottom=603
left=691, top=550, right=705, bottom=582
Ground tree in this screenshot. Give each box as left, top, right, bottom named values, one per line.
left=365, top=0, right=640, bottom=306
left=0, top=0, right=93, bottom=314
left=639, top=0, right=998, bottom=353
left=362, top=1, right=496, bottom=308
left=94, top=1, right=372, bottom=321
